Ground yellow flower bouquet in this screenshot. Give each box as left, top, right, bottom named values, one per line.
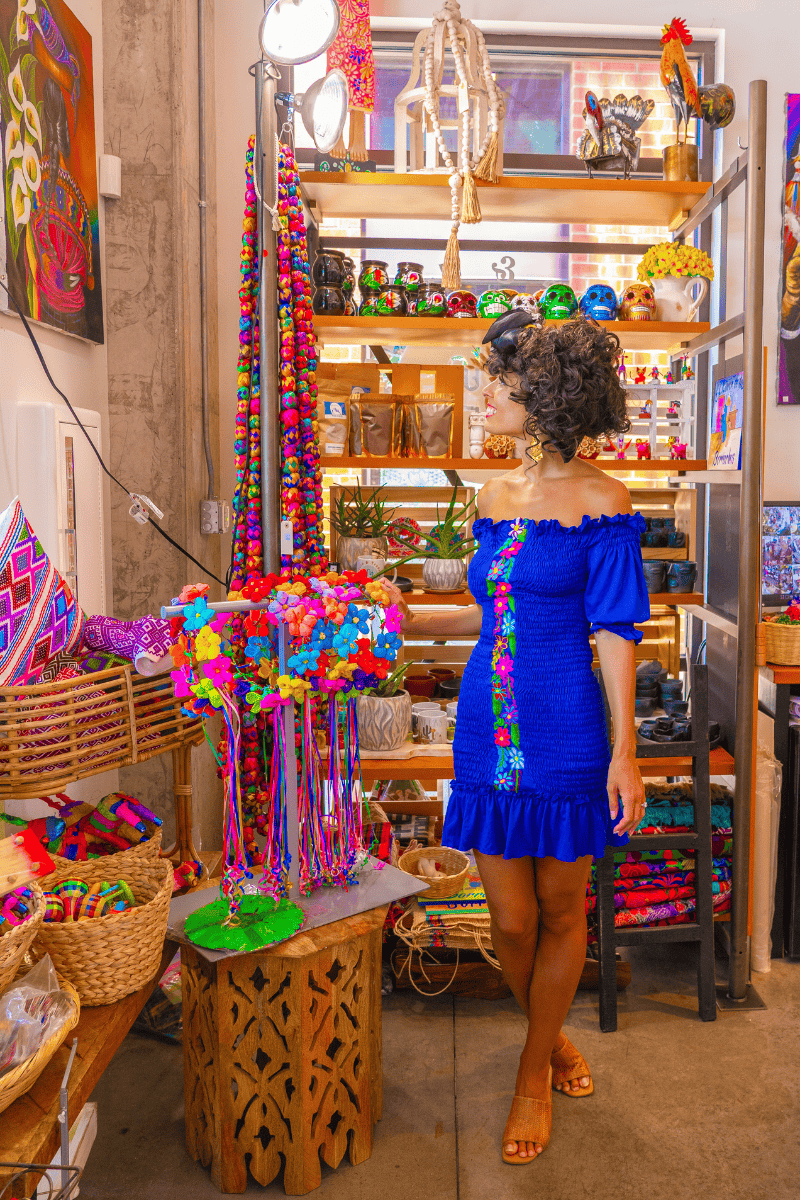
left=637, top=242, right=714, bottom=281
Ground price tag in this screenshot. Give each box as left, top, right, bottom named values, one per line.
left=457, top=81, right=470, bottom=114
left=280, top=519, right=294, bottom=555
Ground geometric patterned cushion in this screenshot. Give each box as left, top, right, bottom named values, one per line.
left=0, top=498, right=85, bottom=686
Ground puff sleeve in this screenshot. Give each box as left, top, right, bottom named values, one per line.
left=584, top=514, right=650, bottom=644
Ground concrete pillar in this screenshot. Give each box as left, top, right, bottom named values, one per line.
left=102, top=0, right=223, bottom=849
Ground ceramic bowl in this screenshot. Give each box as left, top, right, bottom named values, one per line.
left=438, top=677, right=461, bottom=699
left=663, top=700, right=689, bottom=716
left=635, top=697, right=657, bottom=717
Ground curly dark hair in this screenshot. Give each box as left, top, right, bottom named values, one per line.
left=484, top=317, right=630, bottom=462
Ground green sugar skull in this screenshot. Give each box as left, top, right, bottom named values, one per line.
left=477, top=289, right=514, bottom=318
left=540, top=283, right=578, bottom=320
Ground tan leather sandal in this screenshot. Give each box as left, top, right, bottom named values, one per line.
left=551, top=1031, right=593, bottom=1097
left=501, top=1065, right=552, bottom=1165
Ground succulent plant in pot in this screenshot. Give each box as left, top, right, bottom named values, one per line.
left=392, top=486, right=477, bottom=592
left=330, top=484, right=397, bottom=572
left=355, top=660, right=412, bottom=751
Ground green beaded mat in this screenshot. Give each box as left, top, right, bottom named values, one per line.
left=184, top=894, right=304, bottom=953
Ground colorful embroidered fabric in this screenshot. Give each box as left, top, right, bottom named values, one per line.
left=0, top=498, right=84, bottom=685
left=486, top=519, right=529, bottom=790
left=326, top=0, right=375, bottom=111
left=83, top=614, right=174, bottom=676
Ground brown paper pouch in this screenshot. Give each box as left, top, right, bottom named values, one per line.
left=400, top=394, right=455, bottom=458
left=316, top=367, right=350, bottom=456
left=349, top=393, right=402, bottom=457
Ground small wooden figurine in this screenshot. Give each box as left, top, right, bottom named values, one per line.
left=634, top=367, right=647, bottom=385
left=668, top=436, right=688, bottom=460
left=636, top=439, right=652, bottom=459
left=606, top=436, right=632, bottom=459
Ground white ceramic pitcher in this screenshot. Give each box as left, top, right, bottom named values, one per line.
left=653, top=275, right=708, bottom=322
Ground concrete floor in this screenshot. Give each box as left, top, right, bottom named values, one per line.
left=79, top=943, right=800, bottom=1200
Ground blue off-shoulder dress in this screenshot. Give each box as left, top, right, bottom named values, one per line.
left=441, top=512, right=651, bottom=862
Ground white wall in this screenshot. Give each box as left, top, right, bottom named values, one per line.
left=213, top=1, right=799, bottom=501
left=0, top=0, right=112, bottom=606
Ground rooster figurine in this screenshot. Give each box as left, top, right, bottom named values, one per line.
left=578, top=91, right=655, bottom=179
left=660, top=18, right=735, bottom=143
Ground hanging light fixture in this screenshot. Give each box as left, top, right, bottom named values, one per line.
left=258, top=0, right=341, bottom=66
left=292, top=68, right=348, bottom=154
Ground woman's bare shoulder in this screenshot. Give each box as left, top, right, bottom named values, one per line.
left=477, top=468, right=526, bottom=517
left=571, top=463, right=633, bottom=518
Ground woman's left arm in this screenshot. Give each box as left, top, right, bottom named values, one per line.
left=594, top=630, right=647, bottom=835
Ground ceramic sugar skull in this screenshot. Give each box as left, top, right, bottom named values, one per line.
left=619, top=282, right=656, bottom=322
left=579, top=284, right=618, bottom=321
left=539, top=284, right=578, bottom=320
left=478, top=288, right=513, bottom=318
left=446, top=289, right=478, bottom=318
left=510, top=293, right=541, bottom=317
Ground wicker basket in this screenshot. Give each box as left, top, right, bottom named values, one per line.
left=32, top=858, right=173, bottom=1006
left=0, top=976, right=79, bottom=1115
left=46, top=824, right=163, bottom=876
left=0, top=884, right=44, bottom=994
left=0, top=665, right=203, bottom=800
left=398, top=845, right=470, bottom=900
left=762, top=621, right=800, bottom=666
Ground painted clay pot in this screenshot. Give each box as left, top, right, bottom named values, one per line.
left=312, top=285, right=346, bottom=316
left=376, top=284, right=408, bottom=316
left=406, top=293, right=419, bottom=316
left=417, top=285, right=447, bottom=317
left=358, top=259, right=390, bottom=293
left=642, top=560, right=667, bottom=594
left=342, top=257, right=357, bottom=296
left=653, top=275, right=708, bottom=322
left=359, top=292, right=381, bottom=316
left=422, top=557, right=467, bottom=592
left=336, top=535, right=387, bottom=573
left=356, top=690, right=412, bottom=752
left=394, top=262, right=424, bottom=292
left=312, top=250, right=346, bottom=288
left=666, top=561, right=698, bottom=593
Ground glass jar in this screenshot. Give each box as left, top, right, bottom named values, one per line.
left=312, top=250, right=346, bottom=289
left=375, top=284, right=408, bottom=316
left=342, top=257, right=357, bottom=296
left=416, top=284, right=447, bottom=317
left=312, top=285, right=346, bottom=316
left=394, top=261, right=424, bottom=293
left=358, top=259, right=390, bottom=293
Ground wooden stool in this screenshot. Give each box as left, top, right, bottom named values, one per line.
left=181, top=905, right=387, bottom=1195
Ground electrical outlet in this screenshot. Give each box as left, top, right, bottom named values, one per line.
left=200, top=499, right=231, bottom=535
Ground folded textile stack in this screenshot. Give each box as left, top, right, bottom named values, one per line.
left=586, top=782, right=733, bottom=945
left=411, top=865, right=490, bottom=950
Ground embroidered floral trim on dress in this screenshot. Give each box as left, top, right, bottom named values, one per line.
left=486, top=519, right=528, bottom=790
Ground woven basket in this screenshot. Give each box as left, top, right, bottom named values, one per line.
left=0, top=665, right=203, bottom=800
left=762, top=621, right=800, bottom=666
left=398, top=845, right=470, bottom=900
left=0, top=884, right=44, bottom=994
left=46, top=824, right=163, bottom=876
left=32, top=857, right=173, bottom=1006
left=0, top=976, right=79, bottom=1115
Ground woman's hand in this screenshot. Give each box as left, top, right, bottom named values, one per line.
left=607, top=749, right=646, bottom=835
left=383, top=581, right=417, bottom=633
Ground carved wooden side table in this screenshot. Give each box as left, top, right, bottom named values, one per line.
left=181, top=904, right=387, bottom=1195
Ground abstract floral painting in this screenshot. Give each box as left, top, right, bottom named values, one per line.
left=779, top=93, right=800, bottom=404
left=0, top=0, right=103, bottom=342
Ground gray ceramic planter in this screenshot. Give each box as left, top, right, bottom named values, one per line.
left=422, top=557, right=466, bottom=592
left=355, top=689, right=412, bottom=751
left=336, top=536, right=387, bottom=573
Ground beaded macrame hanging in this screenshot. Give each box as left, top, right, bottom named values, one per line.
left=418, top=0, right=506, bottom=287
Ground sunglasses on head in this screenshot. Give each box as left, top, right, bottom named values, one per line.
left=481, top=309, right=543, bottom=354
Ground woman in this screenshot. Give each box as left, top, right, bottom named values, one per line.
left=386, top=311, right=650, bottom=1166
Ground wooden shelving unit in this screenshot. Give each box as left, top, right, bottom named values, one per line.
left=314, top=314, right=710, bottom=353
left=400, top=589, right=704, bottom=607
left=359, top=745, right=734, bottom=785
left=301, top=171, right=710, bottom=228
left=321, top=455, right=708, bottom=472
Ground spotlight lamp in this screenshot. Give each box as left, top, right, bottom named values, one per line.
left=258, top=0, right=341, bottom=66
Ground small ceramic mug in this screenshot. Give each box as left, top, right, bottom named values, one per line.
left=445, top=701, right=458, bottom=719
left=412, top=702, right=440, bottom=741
left=418, top=711, right=448, bottom=744
left=355, top=553, right=397, bottom=583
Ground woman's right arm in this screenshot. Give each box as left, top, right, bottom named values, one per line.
left=382, top=584, right=482, bottom=637
left=381, top=479, right=495, bottom=637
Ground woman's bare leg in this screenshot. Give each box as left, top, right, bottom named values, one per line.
left=510, top=854, right=593, bottom=1157
left=473, top=850, right=539, bottom=1014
